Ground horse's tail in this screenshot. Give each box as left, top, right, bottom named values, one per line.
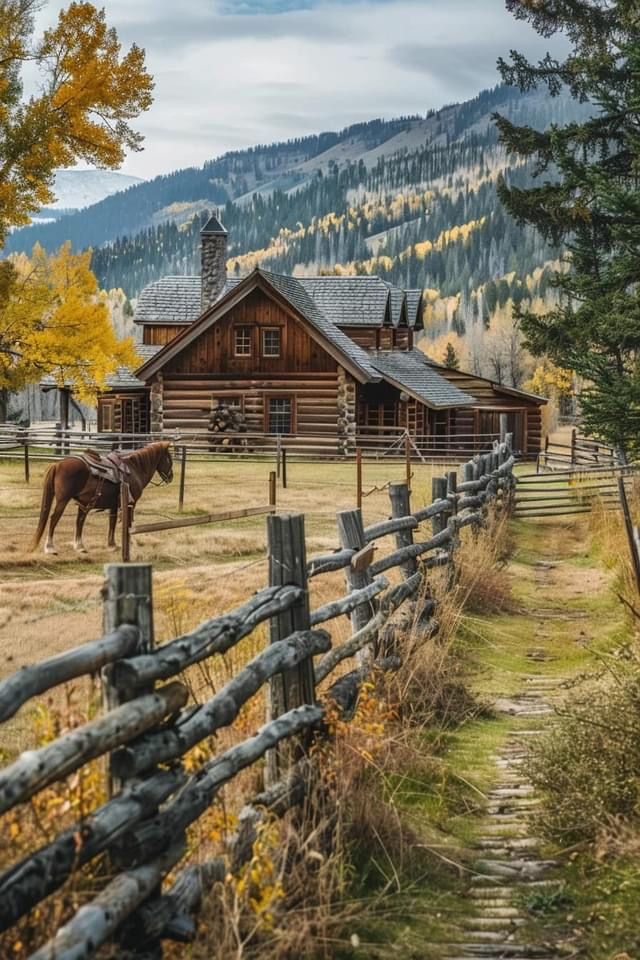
left=32, top=464, right=56, bottom=550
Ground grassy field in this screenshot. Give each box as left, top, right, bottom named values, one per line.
left=0, top=452, right=456, bottom=749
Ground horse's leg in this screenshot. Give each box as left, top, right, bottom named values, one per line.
left=44, top=497, right=69, bottom=554
left=73, top=507, right=89, bottom=554
left=107, top=505, right=118, bottom=549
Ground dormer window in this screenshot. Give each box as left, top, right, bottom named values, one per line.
left=262, top=328, right=281, bottom=358
left=234, top=326, right=252, bottom=356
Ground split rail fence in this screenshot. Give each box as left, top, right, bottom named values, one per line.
left=0, top=437, right=515, bottom=959
left=537, top=429, right=618, bottom=472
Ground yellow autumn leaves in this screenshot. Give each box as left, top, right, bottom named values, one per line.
left=0, top=1, right=153, bottom=243
left=0, top=243, right=139, bottom=400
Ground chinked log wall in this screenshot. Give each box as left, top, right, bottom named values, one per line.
left=0, top=439, right=515, bottom=959
left=162, top=372, right=342, bottom=442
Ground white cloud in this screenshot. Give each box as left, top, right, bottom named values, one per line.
left=33, top=0, right=566, bottom=178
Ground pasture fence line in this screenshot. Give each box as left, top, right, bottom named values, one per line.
left=0, top=436, right=516, bottom=959
left=0, top=423, right=506, bottom=479
left=537, top=428, right=619, bottom=472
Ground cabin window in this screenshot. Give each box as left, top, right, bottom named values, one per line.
left=99, top=400, right=114, bottom=432
left=267, top=396, right=292, bottom=434
left=262, top=328, right=281, bottom=358
left=234, top=326, right=252, bottom=356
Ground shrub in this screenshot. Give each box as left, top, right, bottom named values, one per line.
left=526, top=667, right=640, bottom=844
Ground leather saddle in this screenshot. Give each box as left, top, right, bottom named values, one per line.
left=76, top=450, right=132, bottom=487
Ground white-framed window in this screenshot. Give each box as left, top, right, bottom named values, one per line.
left=262, top=327, right=281, bottom=358
left=234, top=326, right=252, bottom=356
left=267, top=396, right=292, bottom=434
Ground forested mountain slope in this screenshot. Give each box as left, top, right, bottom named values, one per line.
left=6, top=85, right=589, bottom=366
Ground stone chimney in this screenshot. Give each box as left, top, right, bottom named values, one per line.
left=200, top=213, right=228, bottom=310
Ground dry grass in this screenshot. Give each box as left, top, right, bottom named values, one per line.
left=0, top=453, right=455, bottom=753
left=589, top=486, right=640, bottom=614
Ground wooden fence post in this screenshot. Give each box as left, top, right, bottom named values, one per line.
left=266, top=513, right=315, bottom=783
left=446, top=470, right=459, bottom=570
left=337, top=508, right=376, bottom=662
left=617, top=475, right=640, bottom=595
left=282, top=447, right=288, bottom=489
left=499, top=413, right=508, bottom=444
left=102, top=564, right=167, bottom=959
left=356, top=447, right=363, bottom=510
left=276, top=434, right=282, bottom=480
left=571, top=427, right=577, bottom=466
left=102, top=563, right=154, bottom=777
left=431, top=476, right=449, bottom=536
left=405, top=436, right=412, bottom=492
left=121, top=482, right=132, bottom=563
left=389, top=482, right=416, bottom=581
left=178, top=445, right=186, bottom=512
left=269, top=470, right=277, bottom=508
left=19, top=428, right=29, bottom=483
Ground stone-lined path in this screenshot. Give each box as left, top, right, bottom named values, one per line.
left=443, top=683, right=563, bottom=960
left=431, top=516, right=621, bottom=960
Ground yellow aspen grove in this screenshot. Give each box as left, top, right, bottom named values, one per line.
left=0, top=243, right=139, bottom=400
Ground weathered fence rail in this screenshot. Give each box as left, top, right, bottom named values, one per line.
left=0, top=436, right=515, bottom=958
left=0, top=423, right=505, bottom=472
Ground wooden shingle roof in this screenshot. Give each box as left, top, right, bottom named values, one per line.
left=368, top=350, right=474, bottom=409
left=135, top=277, right=239, bottom=325
left=297, top=276, right=390, bottom=328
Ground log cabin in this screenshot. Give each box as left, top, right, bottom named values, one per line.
left=97, top=216, right=546, bottom=455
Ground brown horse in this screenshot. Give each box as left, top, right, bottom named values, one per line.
left=32, top=441, right=174, bottom=555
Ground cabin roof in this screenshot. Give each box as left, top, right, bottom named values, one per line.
left=384, top=284, right=406, bottom=328
left=135, top=277, right=240, bottom=326
left=405, top=289, right=423, bottom=329
left=368, top=350, right=475, bottom=409
left=296, top=276, right=391, bottom=328
left=39, top=345, right=162, bottom=392
left=134, top=272, right=423, bottom=332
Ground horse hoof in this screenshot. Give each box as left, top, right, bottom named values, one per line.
left=44, top=546, right=58, bottom=556
left=107, top=543, right=118, bottom=551
left=74, top=546, right=88, bottom=555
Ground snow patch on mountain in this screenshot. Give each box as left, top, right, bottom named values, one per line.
left=47, top=169, right=144, bottom=212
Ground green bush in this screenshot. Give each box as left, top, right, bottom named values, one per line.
left=526, top=671, right=640, bottom=844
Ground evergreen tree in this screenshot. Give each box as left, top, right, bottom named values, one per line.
left=444, top=342, right=460, bottom=369
left=495, top=0, right=640, bottom=453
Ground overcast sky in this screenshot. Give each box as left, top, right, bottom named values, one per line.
left=36, top=0, right=563, bottom=180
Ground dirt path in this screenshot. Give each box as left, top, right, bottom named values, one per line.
left=432, top=516, right=624, bottom=960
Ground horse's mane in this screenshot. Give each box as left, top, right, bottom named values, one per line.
left=123, top=442, right=170, bottom=482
